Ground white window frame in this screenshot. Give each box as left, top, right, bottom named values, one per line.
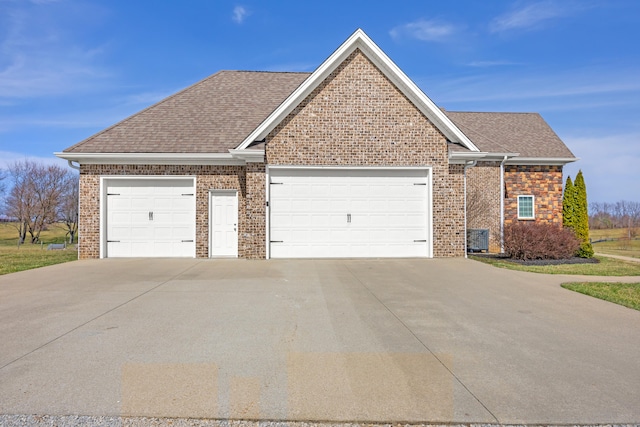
left=517, top=195, right=535, bottom=220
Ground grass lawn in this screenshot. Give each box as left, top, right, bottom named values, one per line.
left=0, top=223, right=78, bottom=276
left=590, top=228, right=639, bottom=240
left=590, top=227, right=640, bottom=259
left=562, top=282, right=640, bottom=311
left=592, top=239, right=640, bottom=259
left=470, top=255, right=640, bottom=276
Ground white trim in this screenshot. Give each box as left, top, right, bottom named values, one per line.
left=228, top=149, right=265, bottom=163
left=236, top=29, right=478, bottom=152
left=449, top=151, right=519, bottom=164
left=56, top=152, right=245, bottom=165
left=517, top=195, right=535, bottom=220
left=209, top=189, right=239, bottom=258
left=100, top=176, right=197, bottom=258
left=505, top=157, right=578, bottom=166
left=265, top=165, right=433, bottom=259
left=268, top=165, right=429, bottom=171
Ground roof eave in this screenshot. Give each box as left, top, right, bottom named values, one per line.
left=449, top=151, right=519, bottom=164
left=236, top=29, right=479, bottom=152
left=55, top=152, right=247, bottom=166
left=505, top=157, right=579, bottom=166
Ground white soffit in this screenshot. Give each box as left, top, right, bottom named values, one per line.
left=236, top=28, right=479, bottom=152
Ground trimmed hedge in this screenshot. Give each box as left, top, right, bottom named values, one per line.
left=504, top=222, right=580, bottom=260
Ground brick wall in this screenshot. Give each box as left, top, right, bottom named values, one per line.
left=78, top=164, right=253, bottom=259
left=504, top=165, right=563, bottom=225
left=467, top=161, right=502, bottom=252
left=243, top=162, right=266, bottom=259
left=265, top=49, right=465, bottom=257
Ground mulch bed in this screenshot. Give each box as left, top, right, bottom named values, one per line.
left=473, top=253, right=600, bottom=266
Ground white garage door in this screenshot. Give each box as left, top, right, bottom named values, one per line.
left=105, top=178, right=196, bottom=258
left=269, top=168, right=430, bottom=258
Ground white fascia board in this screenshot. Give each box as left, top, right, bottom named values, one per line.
left=505, top=157, right=579, bottom=166
left=236, top=29, right=479, bottom=152
left=449, top=151, right=519, bottom=164
left=228, top=149, right=265, bottom=163
left=54, top=152, right=244, bottom=165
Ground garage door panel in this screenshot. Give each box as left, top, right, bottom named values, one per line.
left=105, top=179, right=195, bottom=258
left=269, top=169, right=429, bottom=258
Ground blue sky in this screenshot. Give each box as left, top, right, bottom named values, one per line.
left=1, top=0, right=639, bottom=203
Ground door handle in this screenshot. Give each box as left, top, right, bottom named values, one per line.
left=234, top=223, right=237, bottom=232
left=347, top=213, right=351, bottom=223
left=149, top=211, right=153, bottom=221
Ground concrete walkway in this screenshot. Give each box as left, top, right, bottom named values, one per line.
left=0, top=258, right=639, bottom=425
left=595, top=251, right=640, bottom=263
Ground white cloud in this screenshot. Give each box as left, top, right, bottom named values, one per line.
left=390, top=19, right=457, bottom=42
left=490, top=1, right=567, bottom=33
left=420, top=65, right=640, bottom=105
left=466, top=60, right=523, bottom=68
left=0, top=151, right=68, bottom=171
left=232, top=5, right=249, bottom=24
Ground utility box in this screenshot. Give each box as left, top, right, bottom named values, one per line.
left=467, top=229, right=489, bottom=252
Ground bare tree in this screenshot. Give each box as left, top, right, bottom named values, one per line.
left=4, top=160, right=68, bottom=244
left=4, top=161, right=36, bottom=243
left=58, top=172, right=79, bottom=244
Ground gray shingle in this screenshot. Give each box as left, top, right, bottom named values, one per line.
left=64, top=71, right=575, bottom=160
left=445, top=111, right=575, bottom=158
left=64, top=71, right=311, bottom=153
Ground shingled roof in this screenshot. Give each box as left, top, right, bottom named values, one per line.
left=64, top=71, right=311, bottom=153
left=445, top=111, right=575, bottom=158
left=64, top=70, right=574, bottom=160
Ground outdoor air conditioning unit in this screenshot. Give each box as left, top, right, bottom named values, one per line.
left=467, top=229, right=489, bottom=253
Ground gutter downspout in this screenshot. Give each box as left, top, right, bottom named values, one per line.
left=500, top=155, right=508, bottom=253
left=66, top=160, right=80, bottom=255
left=67, top=160, right=80, bottom=171
left=463, top=160, right=477, bottom=258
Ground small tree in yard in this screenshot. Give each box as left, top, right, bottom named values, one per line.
left=573, top=171, right=594, bottom=258
left=4, top=160, right=68, bottom=244
left=58, top=173, right=79, bottom=244
left=562, top=176, right=575, bottom=230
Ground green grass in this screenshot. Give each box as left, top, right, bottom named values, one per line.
left=590, top=227, right=639, bottom=240
left=0, top=222, right=78, bottom=276
left=470, top=255, right=640, bottom=276
left=592, top=239, right=640, bottom=259
left=562, top=282, right=640, bottom=311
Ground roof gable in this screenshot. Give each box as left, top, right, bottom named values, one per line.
left=236, top=29, right=479, bottom=152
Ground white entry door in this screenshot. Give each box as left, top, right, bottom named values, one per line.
left=209, top=191, right=238, bottom=257
left=105, top=178, right=196, bottom=258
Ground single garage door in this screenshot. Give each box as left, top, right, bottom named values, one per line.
left=269, top=168, right=430, bottom=258
left=105, top=178, right=196, bottom=258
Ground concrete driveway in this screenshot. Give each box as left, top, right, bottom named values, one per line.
left=0, top=258, right=639, bottom=425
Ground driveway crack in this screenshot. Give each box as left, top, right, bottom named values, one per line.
left=342, top=262, right=500, bottom=423
left=0, top=261, right=203, bottom=371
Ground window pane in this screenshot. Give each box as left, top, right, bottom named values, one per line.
left=518, top=196, right=534, bottom=218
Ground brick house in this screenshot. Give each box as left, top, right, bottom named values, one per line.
left=56, top=29, right=576, bottom=259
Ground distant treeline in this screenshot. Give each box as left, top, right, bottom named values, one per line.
left=589, top=201, right=640, bottom=230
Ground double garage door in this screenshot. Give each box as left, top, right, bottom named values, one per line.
left=269, top=168, right=430, bottom=258
left=105, top=178, right=195, bottom=258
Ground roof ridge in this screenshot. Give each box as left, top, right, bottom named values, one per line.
left=448, top=110, right=540, bottom=115
left=225, top=70, right=312, bottom=75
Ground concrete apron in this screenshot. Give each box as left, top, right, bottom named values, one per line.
left=0, top=258, right=639, bottom=425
